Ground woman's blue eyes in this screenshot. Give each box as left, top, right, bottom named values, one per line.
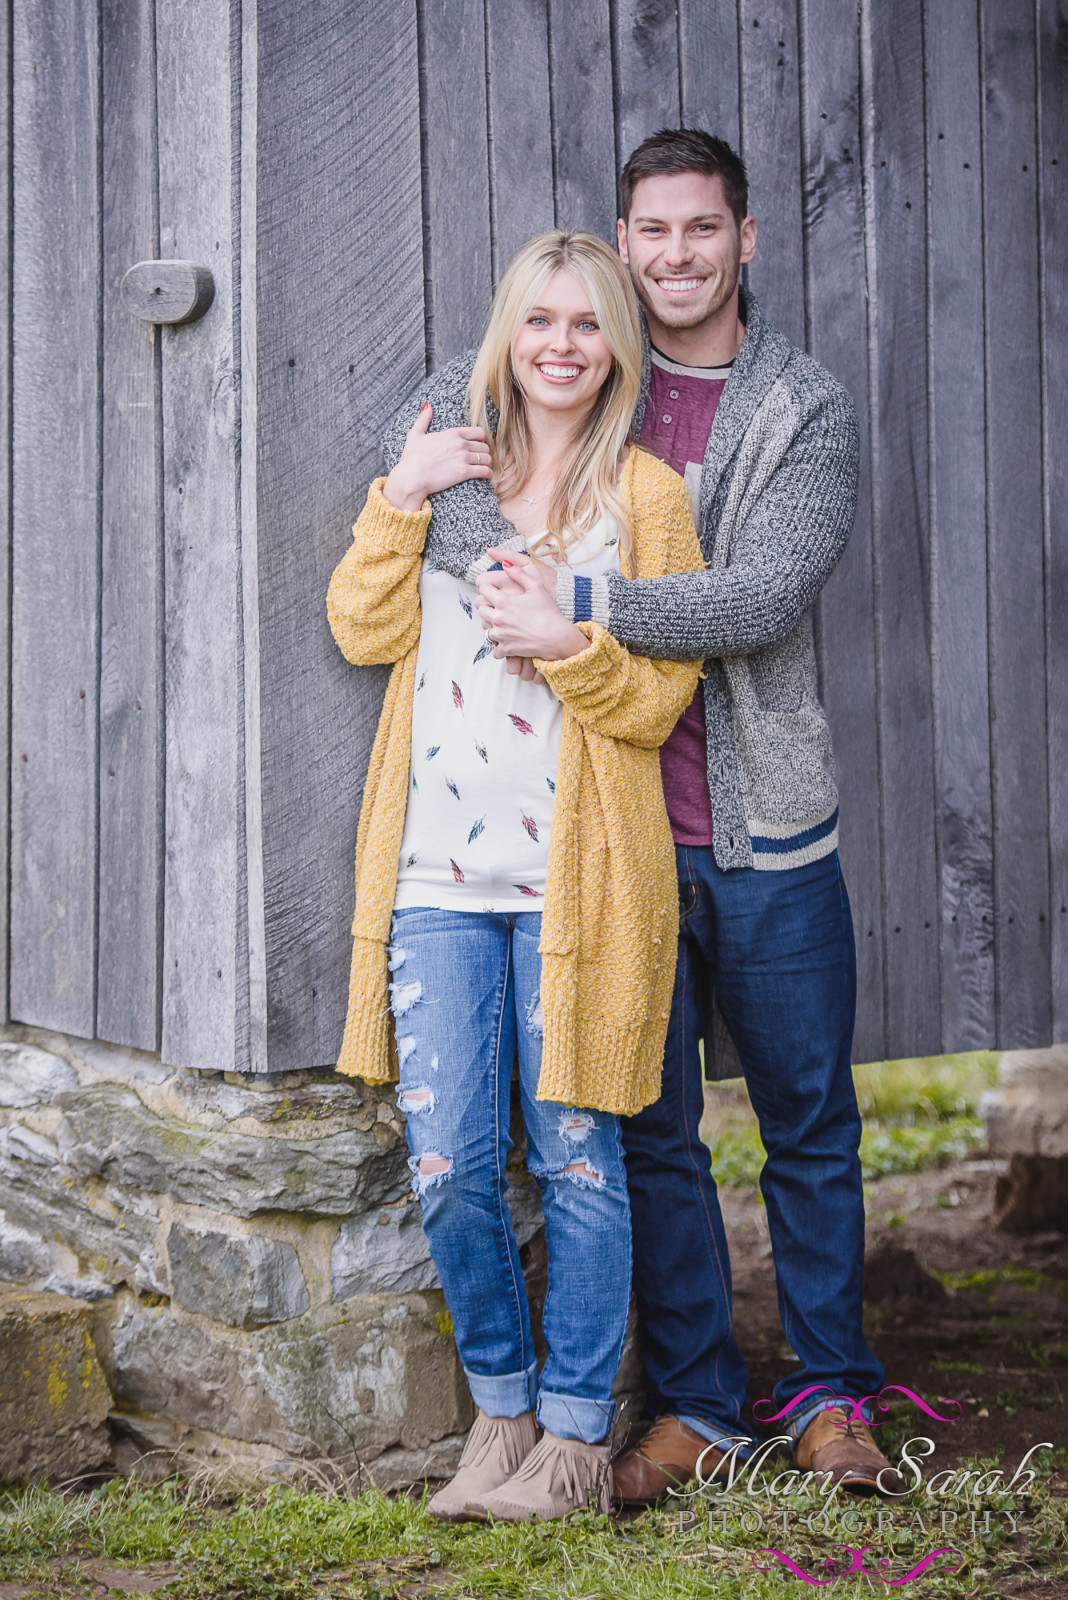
left=527, top=316, right=599, bottom=332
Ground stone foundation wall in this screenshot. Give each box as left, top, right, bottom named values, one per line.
left=0, top=1026, right=546, bottom=1486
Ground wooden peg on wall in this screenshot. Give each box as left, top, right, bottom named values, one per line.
left=120, top=259, right=215, bottom=325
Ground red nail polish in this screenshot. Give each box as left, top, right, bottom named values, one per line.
left=502, top=560, right=514, bottom=568
left=420, top=402, right=430, bottom=412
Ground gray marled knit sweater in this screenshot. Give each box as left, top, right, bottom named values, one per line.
left=380, top=289, right=858, bottom=873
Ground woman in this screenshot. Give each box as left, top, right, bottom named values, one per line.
left=327, top=230, right=702, bottom=1522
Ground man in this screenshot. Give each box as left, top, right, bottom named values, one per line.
left=382, top=128, right=894, bottom=1501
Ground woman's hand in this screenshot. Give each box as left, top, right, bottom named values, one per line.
left=476, top=563, right=588, bottom=662
left=382, top=403, right=494, bottom=512
left=483, top=548, right=559, bottom=595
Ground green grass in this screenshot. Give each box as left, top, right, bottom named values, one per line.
left=0, top=1462, right=1064, bottom=1599
left=702, top=1052, right=1000, bottom=1190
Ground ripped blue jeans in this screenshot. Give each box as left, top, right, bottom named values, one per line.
left=389, top=906, right=631, bottom=1444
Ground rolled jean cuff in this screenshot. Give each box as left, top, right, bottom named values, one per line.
left=678, top=1415, right=756, bottom=1458
left=464, top=1361, right=537, bottom=1419
left=537, top=1389, right=614, bottom=1444
left=783, top=1394, right=874, bottom=1447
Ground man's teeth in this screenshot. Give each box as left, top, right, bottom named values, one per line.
left=657, top=278, right=703, bottom=293
left=538, top=364, right=581, bottom=377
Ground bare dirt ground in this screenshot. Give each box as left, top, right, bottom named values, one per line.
left=721, top=1155, right=1067, bottom=1472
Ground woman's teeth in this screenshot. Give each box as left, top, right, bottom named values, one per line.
left=657, top=278, right=703, bottom=293
left=538, top=364, right=581, bottom=378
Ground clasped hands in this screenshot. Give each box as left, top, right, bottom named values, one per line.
left=475, top=551, right=589, bottom=681
left=379, top=402, right=588, bottom=678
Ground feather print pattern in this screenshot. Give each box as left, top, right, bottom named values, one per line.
left=473, top=641, right=493, bottom=665
left=457, top=590, right=473, bottom=618
left=521, top=811, right=539, bottom=843
left=451, top=859, right=465, bottom=883
left=468, top=816, right=486, bottom=844
left=452, top=681, right=464, bottom=712
left=474, top=740, right=488, bottom=764
left=508, top=713, right=536, bottom=736
left=546, top=776, right=556, bottom=793
left=425, top=745, right=440, bottom=761
left=445, top=776, right=461, bottom=802
left=514, top=884, right=541, bottom=897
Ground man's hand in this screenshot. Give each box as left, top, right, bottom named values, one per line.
left=382, top=404, right=493, bottom=512
left=476, top=562, right=588, bottom=662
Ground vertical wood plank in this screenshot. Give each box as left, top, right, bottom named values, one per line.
left=739, top=0, right=804, bottom=346
left=252, top=0, right=423, bottom=1069
left=613, top=0, right=682, bottom=170
left=1038, top=0, right=1068, bottom=1040
left=547, top=0, right=617, bottom=238
left=862, top=0, right=940, bottom=1056
left=486, top=0, right=554, bottom=274
left=797, top=0, right=885, bottom=1062
left=157, top=0, right=244, bottom=1072
left=10, top=0, right=100, bottom=1036
left=981, top=0, right=1051, bottom=1048
left=0, top=0, right=11, bottom=1023
left=679, top=0, right=741, bottom=151
left=97, top=0, right=163, bottom=1051
left=420, top=0, right=492, bottom=366
left=925, top=0, right=994, bottom=1052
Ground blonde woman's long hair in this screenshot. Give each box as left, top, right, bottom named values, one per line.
left=465, top=229, right=643, bottom=564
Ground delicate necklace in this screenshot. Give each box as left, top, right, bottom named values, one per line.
left=520, top=492, right=540, bottom=507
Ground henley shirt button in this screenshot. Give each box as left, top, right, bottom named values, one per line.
left=669, top=388, right=679, bottom=399
left=662, top=413, right=672, bottom=424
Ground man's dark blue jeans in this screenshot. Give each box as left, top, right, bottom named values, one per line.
left=622, top=844, right=884, bottom=1449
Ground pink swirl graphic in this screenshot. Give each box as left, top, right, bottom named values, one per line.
left=754, top=1545, right=964, bottom=1586
left=753, top=1384, right=962, bottom=1426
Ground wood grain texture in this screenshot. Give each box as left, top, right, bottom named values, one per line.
left=679, top=0, right=741, bottom=150
left=798, top=0, right=884, bottom=1062
left=486, top=0, right=554, bottom=273
left=1038, top=0, right=1068, bottom=1040
left=0, top=0, right=11, bottom=1022
left=252, top=0, right=422, bottom=1069
left=420, top=0, right=492, bottom=366
left=157, top=0, right=244, bottom=1072
left=981, top=1, right=1051, bottom=1049
left=612, top=0, right=681, bottom=171
left=925, top=0, right=994, bottom=1052
left=739, top=0, right=804, bottom=347
left=547, top=0, right=617, bottom=237
left=10, top=0, right=100, bottom=1036
left=97, top=0, right=163, bottom=1051
left=862, top=0, right=940, bottom=1056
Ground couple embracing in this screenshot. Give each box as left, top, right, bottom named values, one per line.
left=327, top=129, right=892, bottom=1522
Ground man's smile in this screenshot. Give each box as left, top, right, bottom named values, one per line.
left=655, top=277, right=706, bottom=294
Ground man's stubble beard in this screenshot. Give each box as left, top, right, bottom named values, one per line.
left=631, top=257, right=741, bottom=333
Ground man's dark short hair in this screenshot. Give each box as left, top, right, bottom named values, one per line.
left=619, top=128, right=749, bottom=225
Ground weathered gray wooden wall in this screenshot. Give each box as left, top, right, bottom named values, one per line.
left=2, top=0, right=1065, bottom=1070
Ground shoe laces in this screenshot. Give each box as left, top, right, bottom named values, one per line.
left=637, top=1416, right=683, bottom=1457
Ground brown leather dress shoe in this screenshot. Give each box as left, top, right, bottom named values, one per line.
left=796, top=1408, right=905, bottom=1496
left=612, top=1416, right=728, bottom=1507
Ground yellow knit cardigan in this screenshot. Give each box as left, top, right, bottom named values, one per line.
left=327, top=446, right=704, bottom=1116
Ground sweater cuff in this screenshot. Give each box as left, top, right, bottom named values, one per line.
left=464, top=531, right=527, bottom=585
left=361, top=477, right=432, bottom=554
left=536, top=621, right=614, bottom=693
left=564, top=571, right=612, bottom=629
